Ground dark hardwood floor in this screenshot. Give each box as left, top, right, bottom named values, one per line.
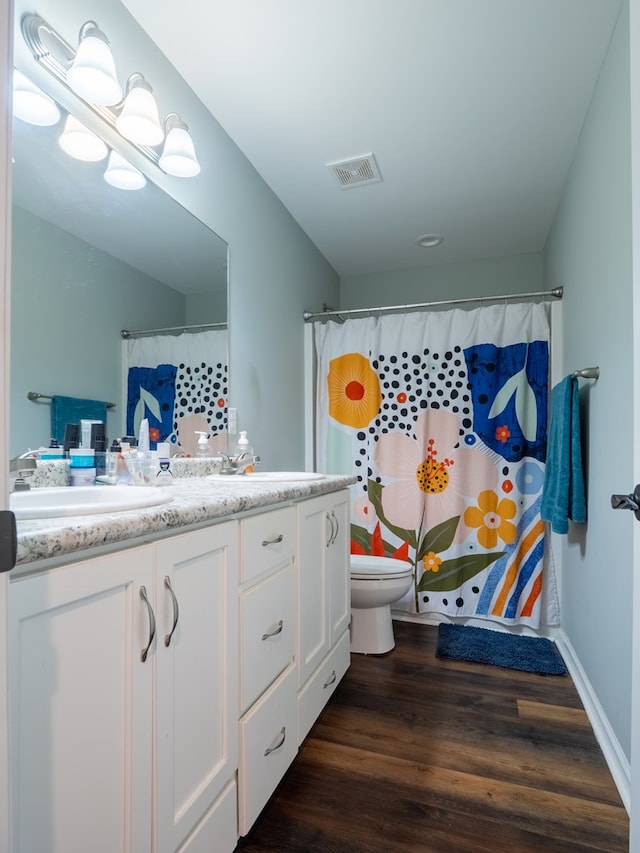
left=237, top=620, right=629, bottom=853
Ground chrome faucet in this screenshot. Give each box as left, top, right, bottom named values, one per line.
left=218, top=451, right=259, bottom=475
left=9, top=456, right=37, bottom=492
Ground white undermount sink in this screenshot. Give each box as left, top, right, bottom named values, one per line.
left=10, top=485, right=173, bottom=520
left=209, top=471, right=326, bottom=483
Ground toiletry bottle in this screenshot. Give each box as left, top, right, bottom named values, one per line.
left=69, top=447, right=96, bottom=486
left=195, top=431, right=211, bottom=457
left=137, top=419, right=151, bottom=484
left=106, top=441, right=121, bottom=484
left=234, top=431, right=254, bottom=472
left=156, top=442, right=173, bottom=486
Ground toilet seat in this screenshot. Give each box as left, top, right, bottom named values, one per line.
left=351, top=555, right=412, bottom=581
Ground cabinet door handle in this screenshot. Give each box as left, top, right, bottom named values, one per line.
left=163, top=575, right=180, bottom=648
left=262, top=534, right=284, bottom=547
left=264, top=726, right=286, bottom=756
left=330, top=510, right=339, bottom=545
left=261, top=619, right=284, bottom=641
left=323, top=669, right=337, bottom=689
left=139, top=585, right=156, bottom=663
left=326, top=511, right=336, bottom=547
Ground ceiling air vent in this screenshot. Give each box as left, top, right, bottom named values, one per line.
left=327, top=154, right=382, bottom=189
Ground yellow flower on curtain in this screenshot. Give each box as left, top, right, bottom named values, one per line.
left=464, top=489, right=517, bottom=549
left=327, top=352, right=382, bottom=428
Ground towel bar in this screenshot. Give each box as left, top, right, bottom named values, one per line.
left=571, top=367, right=599, bottom=381
left=27, top=392, right=116, bottom=409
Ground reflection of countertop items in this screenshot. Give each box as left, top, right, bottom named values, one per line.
left=14, top=474, right=355, bottom=571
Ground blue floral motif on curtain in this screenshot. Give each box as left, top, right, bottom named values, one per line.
left=126, top=364, right=177, bottom=445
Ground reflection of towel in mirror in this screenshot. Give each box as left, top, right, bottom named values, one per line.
left=541, top=376, right=587, bottom=534
left=51, top=396, right=107, bottom=446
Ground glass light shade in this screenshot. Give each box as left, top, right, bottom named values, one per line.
left=12, top=70, right=60, bottom=126
left=58, top=114, right=109, bottom=162
left=104, top=150, right=146, bottom=190
left=67, top=29, right=122, bottom=105
left=115, top=84, right=164, bottom=146
left=159, top=126, right=201, bottom=177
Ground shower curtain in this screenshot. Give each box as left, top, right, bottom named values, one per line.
left=314, top=302, right=557, bottom=628
left=125, top=329, right=228, bottom=454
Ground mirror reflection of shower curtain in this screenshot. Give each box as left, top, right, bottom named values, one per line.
left=125, top=330, right=228, bottom=454
left=314, top=301, right=559, bottom=629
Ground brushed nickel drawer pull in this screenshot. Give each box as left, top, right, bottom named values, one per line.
left=139, top=585, right=156, bottom=663
left=262, top=534, right=284, bottom=547
left=261, top=619, right=284, bottom=641
left=323, top=669, right=337, bottom=689
left=264, top=726, right=286, bottom=756
left=163, top=576, right=179, bottom=647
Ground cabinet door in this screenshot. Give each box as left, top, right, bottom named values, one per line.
left=9, top=547, right=155, bottom=853
left=297, top=496, right=331, bottom=686
left=154, top=523, right=238, bottom=853
left=327, top=491, right=350, bottom=646
left=297, top=491, right=351, bottom=687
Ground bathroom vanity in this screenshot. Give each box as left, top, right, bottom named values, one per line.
left=8, top=474, right=353, bottom=853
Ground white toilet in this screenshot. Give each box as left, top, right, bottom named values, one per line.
left=350, top=555, right=413, bottom=654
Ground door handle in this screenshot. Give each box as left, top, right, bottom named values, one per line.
left=611, top=485, right=640, bottom=519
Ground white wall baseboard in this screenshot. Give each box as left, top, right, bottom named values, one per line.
left=554, top=628, right=630, bottom=815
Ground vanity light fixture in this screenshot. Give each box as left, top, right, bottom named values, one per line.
left=12, top=69, right=61, bottom=126
left=115, top=73, right=164, bottom=146
left=58, top=113, right=109, bottom=162
left=104, top=149, right=147, bottom=190
left=159, top=113, right=200, bottom=177
left=66, top=21, right=122, bottom=106
left=20, top=13, right=200, bottom=180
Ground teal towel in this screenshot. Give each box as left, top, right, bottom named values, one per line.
left=51, top=396, right=107, bottom=446
left=541, top=376, right=586, bottom=534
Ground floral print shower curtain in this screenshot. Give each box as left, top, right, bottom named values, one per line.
left=314, top=302, right=554, bottom=628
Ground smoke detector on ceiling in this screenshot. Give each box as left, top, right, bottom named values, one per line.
left=327, top=154, right=382, bottom=189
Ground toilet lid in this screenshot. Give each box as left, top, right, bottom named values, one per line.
left=351, top=554, right=413, bottom=580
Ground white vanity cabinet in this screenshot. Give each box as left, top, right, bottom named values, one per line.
left=296, top=490, right=351, bottom=744
left=9, top=522, right=238, bottom=853
left=9, top=482, right=353, bottom=849
left=237, top=507, right=298, bottom=835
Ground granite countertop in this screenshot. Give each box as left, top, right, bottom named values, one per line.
left=14, top=474, right=355, bottom=571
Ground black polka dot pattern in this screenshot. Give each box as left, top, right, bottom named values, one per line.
left=173, top=361, right=228, bottom=434
left=357, top=346, right=470, bottom=486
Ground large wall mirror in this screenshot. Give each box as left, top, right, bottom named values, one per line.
left=9, top=37, right=228, bottom=458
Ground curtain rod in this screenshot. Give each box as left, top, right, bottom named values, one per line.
left=303, top=286, right=563, bottom=322
left=121, top=322, right=227, bottom=340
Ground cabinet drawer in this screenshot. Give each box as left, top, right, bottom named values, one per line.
left=239, top=565, right=296, bottom=714
left=297, top=630, right=350, bottom=746
left=238, top=665, right=298, bottom=835
left=240, top=507, right=296, bottom=583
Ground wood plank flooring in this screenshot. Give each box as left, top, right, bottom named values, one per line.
left=236, top=620, right=629, bottom=853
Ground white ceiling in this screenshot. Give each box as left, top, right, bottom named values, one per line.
left=123, top=0, right=622, bottom=278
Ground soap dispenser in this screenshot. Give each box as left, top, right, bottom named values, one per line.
left=234, top=431, right=255, bottom=472
left=195, top=431, right=211, bottom=457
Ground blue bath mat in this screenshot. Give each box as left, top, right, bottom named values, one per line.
left=436, top=623, right=568, bottom=676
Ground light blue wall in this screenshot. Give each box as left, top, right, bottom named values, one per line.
left=10, top=205, right=184, bottom=455
left=340, top=252, right=544, bottom=310
left=545, top=4, right=633, bottom=757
